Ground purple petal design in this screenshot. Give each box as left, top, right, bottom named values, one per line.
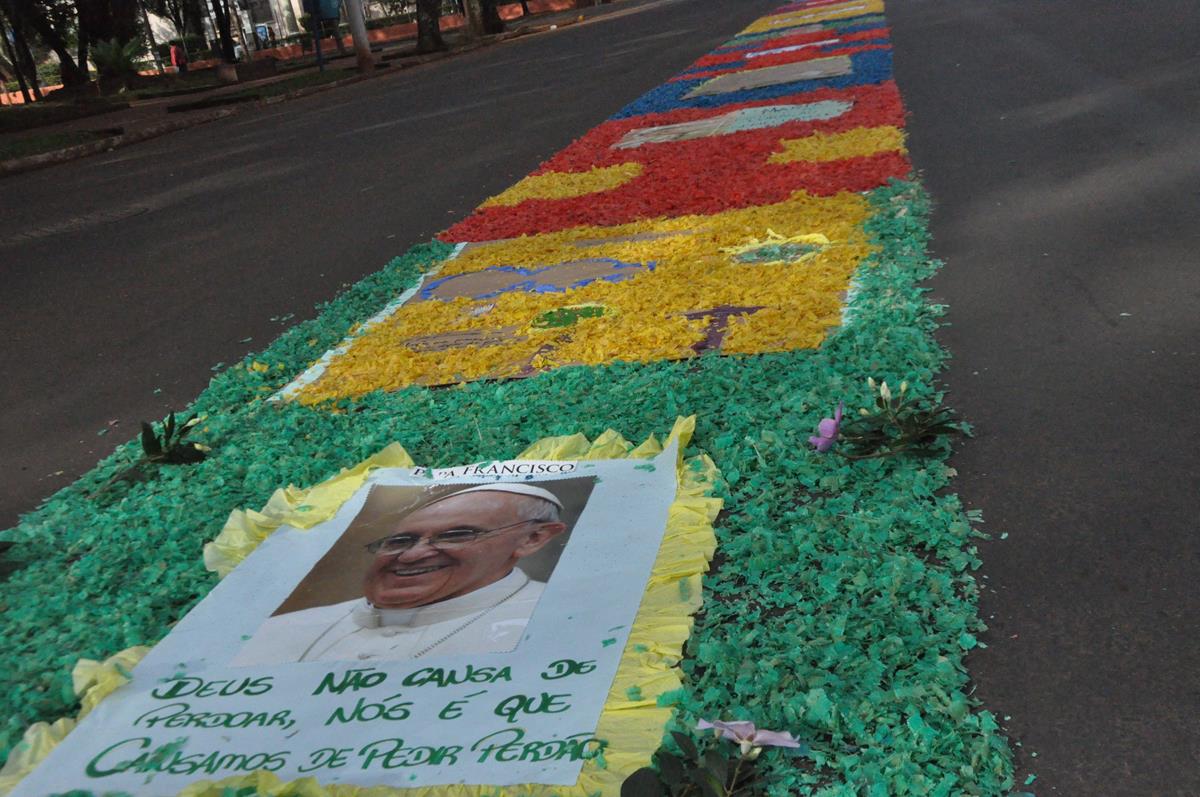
left=697, top=719, right=803, bottom=750
left=749, top=729, right=802, bottom=748
left=697, top=719, right=756, bottom=741
left=810, top=401, right=845, bottom=453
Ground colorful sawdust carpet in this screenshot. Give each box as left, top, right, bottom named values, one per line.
left=277, top=2, right=906, bottom=402
left=0, top=1, right=1019, bottom=794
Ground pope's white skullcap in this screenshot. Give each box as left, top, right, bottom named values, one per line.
left=430, top=482, right=563, bottom=510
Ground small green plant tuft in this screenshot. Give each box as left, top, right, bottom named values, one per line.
left=810, top=379, right=964, bottom=460
left=91, top=37, right=146, bottom=91
left=140, top=413, right=209, bottom=464
left=623, top=721, right=805, bottom=797
left=622, top=732, right=759, bottom=797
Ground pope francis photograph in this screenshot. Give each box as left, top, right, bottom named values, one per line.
left=232, top=483, right=570, bottom=665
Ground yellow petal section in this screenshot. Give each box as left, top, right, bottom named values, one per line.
left=770, top=125, right=906, bottom=164
left=296, top=190, right=873, bottom=404
left=739, top=0, right=885, bottom=33
left=480, top=163, right=645, bottom=208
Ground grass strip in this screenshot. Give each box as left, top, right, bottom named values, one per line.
left=0, top=130, right=114, bottom=161
left=0, top=102, right=128, bottom=135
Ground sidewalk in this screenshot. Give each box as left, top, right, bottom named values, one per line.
left=0, top=2, right=604, bottom=177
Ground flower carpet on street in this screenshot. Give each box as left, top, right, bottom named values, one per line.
left=0, top=1, right=1020, bottom=795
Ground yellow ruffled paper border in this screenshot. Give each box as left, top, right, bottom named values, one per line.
left=203, top=442, right=417, bottom=578
left=0, top=647, right=151, bottom=796
left=5, top=418, right=719, bottom=797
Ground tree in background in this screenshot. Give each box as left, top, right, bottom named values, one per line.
left=149, top=0, right=205, bottom=40
left=91, top=33, right=142, bottom=87
left=479, top=0, right=501, bottom=33
left=0, top=0, right=154, bottom=91
left=1, top=0, right=82, bottom=87
left=0, top=8, right=38, bottom=100
left=75, top=0, right=139, bottom=47
left=414, top=0, right=441, bottom=51
left=206, top=0, right=234, bottom=61
left=460, top=0, right=501, bottom=39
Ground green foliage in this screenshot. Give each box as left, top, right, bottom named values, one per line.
left=0, top=130, right=108, bottom=161
left=91, top=37, right=145, bottom=83
left=622, top=732, right=762, bottom=797
left=837, top=379, right=964, bottom=460
left=139, top=413, right=208, bottom=465
left=0, top=101, right=128, bottom=134
left=35, top=59, right=62, bottom=86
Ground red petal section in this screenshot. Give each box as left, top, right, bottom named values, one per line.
left=442, top=83, right=907, bottom=242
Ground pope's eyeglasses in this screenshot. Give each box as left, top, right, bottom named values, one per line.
left=364, top=519, right=541, bottom=555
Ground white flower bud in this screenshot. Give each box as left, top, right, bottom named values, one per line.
left=900, top=381, right=908, bottom=394
left=867, top=377, right=876, bottom=391
left=880, top=382, right=892, bottom=401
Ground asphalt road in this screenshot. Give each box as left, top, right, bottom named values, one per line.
left=889, top=1, right=1200, bottom=793
left=0, top=0, right=780, bottom=530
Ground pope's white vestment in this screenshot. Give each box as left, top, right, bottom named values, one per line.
left=232, top=570, right=544, bottom=666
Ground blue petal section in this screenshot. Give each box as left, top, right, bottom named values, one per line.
left=419, top=259, right=653, bottom=301
left=612, top=49, right=893, bottom=120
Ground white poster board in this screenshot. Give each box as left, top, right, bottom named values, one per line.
left=13, top=444, right=680, bottom=796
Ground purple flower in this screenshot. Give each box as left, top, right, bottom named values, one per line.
left=696, top=719, right=802, bottom=756
left=809, top=402, right=844, bottom=453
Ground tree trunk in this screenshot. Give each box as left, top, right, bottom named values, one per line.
left=225, top=0, right=252, bottom=58
left=182, top=0, right=204, bottom=35
left=480, top=0, right=502, bottom=34
left=0, top=11, right=33, bottom=102
left=10, top=14, right=44, bottom=98
left=460, top=0, right=482, bottom=38
left=208, top=0, right=235, bottom=61
left=140, top=2, right=164, bottom=72
left=110, top=0, right=142, bottom=42
left=9, top=0, right=89, bottom=85
left=75, top=0, right=141, bottom=48
left=414, top=0, right=442, bottom=52
left=341, top=0, right=373, bottom=73
left=75, top=26, right=88, bottom=77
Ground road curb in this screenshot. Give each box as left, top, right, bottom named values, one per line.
left=0, top=109, right=237, bottom=178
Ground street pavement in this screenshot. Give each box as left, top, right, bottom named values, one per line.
left=4, top=0, right=1198, bottom=793
left=0, top=0, right=780, bottom=530
left=889, top=1, right=1200, bottom=793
